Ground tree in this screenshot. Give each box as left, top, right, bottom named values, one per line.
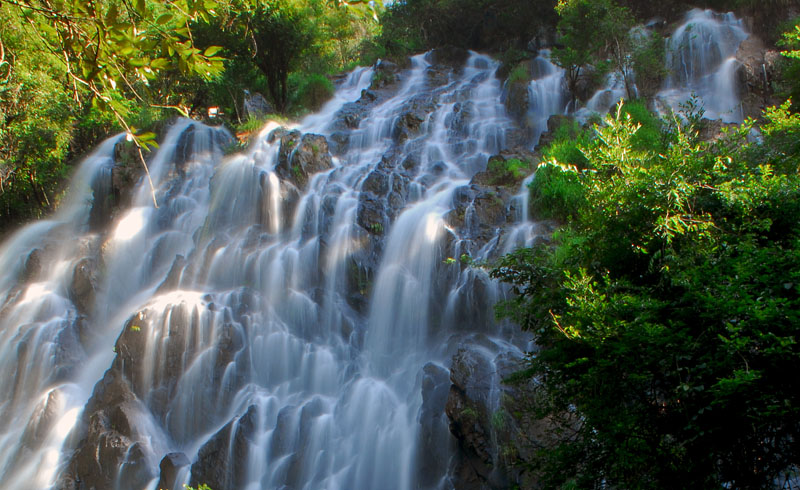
left=0, top=0, right=224, bottom=213
left=551, top=0, right=633, bottom=103
left=493, top=102, right=800, bottom=487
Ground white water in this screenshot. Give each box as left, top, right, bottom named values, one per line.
left=0, top=9, right=754, bottom=485
left=656, top=9, right=749, bottom=122
left=0, top=54, right=540, bottom=490
left=526, top=50, right=568, bottom=145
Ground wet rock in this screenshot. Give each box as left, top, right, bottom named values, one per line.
left=736, top=36, right=768, bottom=95
left=371, top=59, right=400, bottom=89
left=156, top=255, right=186, bottom=293
left=698, top=119, right=739, bottom=143
left=190, top=422, right=234, bottom=490
left=536, top=114, right=574, bottom=149
left=58, top=368, right=141, bottom=490
left=69, top=258, right=98, bottom=315
left=392, top=110, right=426, bottom=143
left=417, top=362, right=456, bottom=487
left=356, top=193, right=387, bottom=235
left=328, top=131, right=350, bottom=154
left=157, top=452, right=191, bottom=490
left=21, top=248, right=43, bottom=282
left=276, top=132, right=333, bottom=189
left=362, top=169, right=390, bottom=196
left=504, top=68, right=531, bottom=124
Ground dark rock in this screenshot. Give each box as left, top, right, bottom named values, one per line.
left=156, top=255, right=186, bottom=293
left=243, top=90, right=273, bottom=119
left=392, top=111, right=426, bottom=143
left=356, top=193, right=386, bottom=235
left=504, top=76, right=531, bottom=124
left=537, top=114, right=574, bottom=149
left=190, top=421, right=234, bottom=490
left=157, top=452, right=191, bottom=490
left=21, top=249, right=43, bottom=282
left=69, top=258, right=98, bottom=315
left=117, top=442, right=156, bottom=489
left=328, top=131, right=350, bottom=154
left=362, top=169, right=390, bottom=196
left=276, top=132, right=333, bottom=189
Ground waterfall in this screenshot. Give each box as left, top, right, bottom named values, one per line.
left=0, top=52, right=539, bottom=490
left=526, top=50, right=568, bottom=145
left=656, top=8, right=749, bottom=122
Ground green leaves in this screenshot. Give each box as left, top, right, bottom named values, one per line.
left=495, top=98, right=800, bottom=487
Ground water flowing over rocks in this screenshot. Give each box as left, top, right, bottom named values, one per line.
left=0, top=9, right=783, bottom=488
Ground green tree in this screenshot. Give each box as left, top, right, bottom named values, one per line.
left=494, top=102, right=800, bottom=487
left=551, top=0, right=633, bottom=103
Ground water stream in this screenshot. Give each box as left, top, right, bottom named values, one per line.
left=0, top=9, right=753, bottom=488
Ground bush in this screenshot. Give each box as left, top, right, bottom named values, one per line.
left=487, top=157, right=530, bottom=185
left=620, top=99, right=664, bottom=151
left=494, top=101, right=800, bottom=488
left=542, top=118, right=593, bottom=168
left=289, top=73, right=334, bottom=113
left=528, top=162, right=585, bottom=221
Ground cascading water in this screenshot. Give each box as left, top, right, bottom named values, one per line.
left=0, top=52, right=539, bottom=490
left=656, top=8, right=749, bottom=122
left=525, top=50, right=568, bottom=145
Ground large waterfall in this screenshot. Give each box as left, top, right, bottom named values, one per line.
left=0, top=8, right=753, bottom=489
left=0, top=52, right=535, bottom=490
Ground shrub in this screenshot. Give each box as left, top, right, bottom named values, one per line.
left=289, top=73, right=334, bottom=113
left=528, top=162, right=585, bottom=222
left=487, top=157, right=530, bottom=185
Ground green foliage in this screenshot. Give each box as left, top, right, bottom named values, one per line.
left=630, top=28, right=666, bottom=96
left=487, top=157, right=530, bottom=185
left=506, top=63, right=530, bottom=85
left=552, top=0, right=634, bottom=100
left=377, top=0, right=557, bottom=60
left=620, top=99, right=665, bottom=151
left=528, top=162, right=585, bottom=222
left=542, top=119, right=593, bottom=168
left=494, top=101, right=800, bottom=488
left=778, top=19, right=800, bottom=111
left=289, top=73, right=334, bottom=112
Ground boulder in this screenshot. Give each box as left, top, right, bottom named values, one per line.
left=69, top=258, right=98, bottom=315
left=157, top=452, right=191, bottom=490
left=243, top=90, right=273, bottom=119
left=276, top=132, right=333, bottom=189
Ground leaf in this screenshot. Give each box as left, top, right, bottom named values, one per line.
left=203, top=45, right=223, bottom=57
left=156, top=13, right=173, bottom=25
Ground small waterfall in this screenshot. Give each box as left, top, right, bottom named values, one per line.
left=575, top=70, right=632, bottom=123
left=657, top=9, right=748, bottom=122
left=526, top=50, right=568, bottom=145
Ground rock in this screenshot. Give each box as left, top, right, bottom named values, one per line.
left=371, top=59, right=400, bottom=89
left=392, top=110, right=426, bottom=143
left=698, top=119, right=739, bottom=143
left=69, top=258, right=98, bottom=315
left=156, top=255, right=186, bottom=294
left=276, top=132, right=333, bottom=189
left=417, top=363, right=453, bottom=487
left=362, top=169, right=390, bottom=196
left=190, top=422, right=234, bottom=490
left=356, top=193, right=386, bottom=235
left=243, top=90, right=273, bottom=119
left=157, top=452, right=191, bottom=490
left=21, top=249, right=43, bottom=282
left=537, top=114, right=574, bottom=149
left=190, top=405, right=258, bottom=490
